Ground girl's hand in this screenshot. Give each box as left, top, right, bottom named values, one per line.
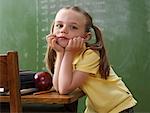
left=46, top=34, right=64, bottom=53
left=65, top=36, right=84, bottom=55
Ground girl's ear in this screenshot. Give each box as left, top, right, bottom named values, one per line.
left=84, top=32, right=92, bottom=41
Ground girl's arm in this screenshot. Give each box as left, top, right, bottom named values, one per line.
left=46, top=34, right=64, bottom=91
left=53, top=52, right=63, bottom=91
left=58, top=37, right=88, bottom=94
left=58, top=51, right=88, bottom=94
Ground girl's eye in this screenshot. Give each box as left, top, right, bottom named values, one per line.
left=70, top=25, right=78, bottom=30
left=56, top=24, right=63, bottom=28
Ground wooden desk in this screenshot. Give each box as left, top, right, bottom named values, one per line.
left=0, top=88, right=85, bottom=112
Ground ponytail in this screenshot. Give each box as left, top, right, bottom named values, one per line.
left=44, top=21, right=55, bottom=74
left=87, top=25, right=110, bottom=79
left=44, top=46, right=56, bottom=75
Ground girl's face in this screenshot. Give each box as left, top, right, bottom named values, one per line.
left=53, top=9, right=87, bottom=47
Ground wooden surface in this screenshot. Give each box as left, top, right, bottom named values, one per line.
left=0, top=88, right=85, bottom=104
left=0, top=88, right=85, bottom=113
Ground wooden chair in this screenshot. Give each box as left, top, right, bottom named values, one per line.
left=0, top=51, right=22, bottom=113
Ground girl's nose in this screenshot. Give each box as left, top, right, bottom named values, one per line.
left=60, top=26, right=68, bottom=34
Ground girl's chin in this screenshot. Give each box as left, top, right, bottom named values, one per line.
left=58, top=43, right=67, bottom=48
left=57, top=39, right=68, bottom=48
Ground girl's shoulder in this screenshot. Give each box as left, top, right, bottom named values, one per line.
left=74, top=48, right=100, bottom=65
left=82, top=48, right=100, bottom=57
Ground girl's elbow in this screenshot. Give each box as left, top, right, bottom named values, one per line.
left=59, top=90, right=67, bottom=95
left=58, top=86, right=70, bottom=95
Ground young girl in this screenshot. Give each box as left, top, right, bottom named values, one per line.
left=45, top=6, right=137, bottom=113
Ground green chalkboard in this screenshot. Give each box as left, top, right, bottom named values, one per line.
left=0, top=0, right=38, bottom=70
left=0, top=0, right=150, bottom=112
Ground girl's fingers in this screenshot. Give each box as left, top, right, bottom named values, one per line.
left=46, top=34, right=56, bottom=40
left=66, top=37, right=84, bottom=51
left=51, top=38, right=64, bottom=52
left=79, top=37, right=84, bottom=48
left=75, top=37, right=84, bottom=48
left=46, top=34, right=56, bottom=42
left=46, top=34, right=64, bottom=52
left=67, top=39, right=73, bottom=48
left=51, top=38, right=57, bottom=47
left=72, top=38, right=77, bottom=47
left=46, top=34, right=56, bottom=46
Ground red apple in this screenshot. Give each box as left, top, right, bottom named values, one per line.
left=34, top=72, right=52, bottom=91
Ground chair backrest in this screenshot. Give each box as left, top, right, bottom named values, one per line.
left=0, top=51, right=22, bottom=113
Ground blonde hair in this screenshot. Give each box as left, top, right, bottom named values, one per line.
left=44, top=6, right=110, bottom=79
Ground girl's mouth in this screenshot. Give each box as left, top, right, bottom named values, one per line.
left=57, top=36, right=69, bottom=40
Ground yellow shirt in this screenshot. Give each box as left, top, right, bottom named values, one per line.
left=73, top=48, right=137, bottom=113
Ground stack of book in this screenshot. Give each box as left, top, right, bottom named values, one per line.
left=19, top=70, right=38, bottom=94
left=20, top=70, right=36, bottom=89
left=0, top=70, right=38, bottom=95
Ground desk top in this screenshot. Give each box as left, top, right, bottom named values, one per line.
left=0, top=88, right=85, bottom=104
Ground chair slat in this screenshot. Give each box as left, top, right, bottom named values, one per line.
left=0, top=55, right=8, bottom=91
